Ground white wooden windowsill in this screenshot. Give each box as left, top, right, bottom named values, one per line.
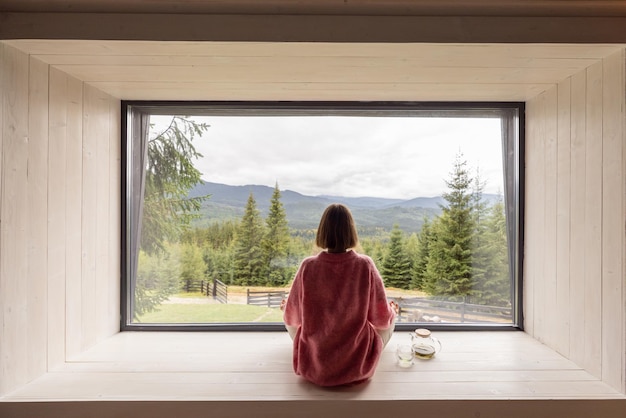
left=1, top=331, right=625, bottom=417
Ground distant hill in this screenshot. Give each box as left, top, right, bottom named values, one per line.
left=189, top=181, right=500, bottom=235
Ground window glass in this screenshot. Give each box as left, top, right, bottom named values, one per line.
left=123, top=103, right=522, bottom=330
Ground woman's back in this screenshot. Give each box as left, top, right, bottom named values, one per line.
left=284, top=250, right=394, bottom=386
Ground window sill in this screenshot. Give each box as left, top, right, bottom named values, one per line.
left=1, top=331, right=625, bottom=417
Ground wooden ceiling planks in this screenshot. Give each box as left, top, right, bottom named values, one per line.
left=3, top=40, right=623, bottom=101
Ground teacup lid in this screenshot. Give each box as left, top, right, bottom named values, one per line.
left=414, top=328, right=431, bottom=338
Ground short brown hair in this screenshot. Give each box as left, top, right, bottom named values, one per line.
left=315, top=204, right=359, bottom=251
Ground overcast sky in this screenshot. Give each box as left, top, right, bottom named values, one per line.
left=151, top=115, right=504, bottom=200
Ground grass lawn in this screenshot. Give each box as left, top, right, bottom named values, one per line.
left=137, top=302, right=284, bottom=323
left=136, top=286, right=423, bottom=324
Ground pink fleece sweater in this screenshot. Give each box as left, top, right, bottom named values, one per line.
left=283, top=250, right=395, bottom=387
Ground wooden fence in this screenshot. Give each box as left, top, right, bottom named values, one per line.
left=182, top=279, right=202, bottom=293
left=200, top=279, right=228, bottom=304
left=390, top=296, right=512, bottom=323
left=246, top=289, right=289, bottom=308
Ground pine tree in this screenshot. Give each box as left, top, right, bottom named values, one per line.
left=134, top=245, right=179, bottom=319
left=381, top=224, right=413, bottom=289
left=136, top=116, right=209, bottom=316
left=140, top=117, right=209, bottom=254
left=232, top=192, right=265, bottom=285
left=424, top=153, right=475, bottom=298
left=476, top=198, right=511, bottom=306
left=469, top=169, right=490, bottom=302
left=262, top=183, right=291, bottom=285
left=179, top=243, right=207, bottom=292
left=411, top=217, right=435, bottom=290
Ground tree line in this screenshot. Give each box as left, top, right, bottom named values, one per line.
left=133, top=117, right=511, bottom=318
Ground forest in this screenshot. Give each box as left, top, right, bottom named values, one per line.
left=133, top=117, right=511, bottom=318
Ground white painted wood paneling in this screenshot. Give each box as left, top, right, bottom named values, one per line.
left=0, top=43, right=30, bottom=395
left=0, top=45, right=121, bottom=396
left=64, top=71, right=84, bottom=359
left=525, top=50, right=625, bottom=392
left=26, top=56, right=49, bottom=382
left=543, top=86, right=558, bottom=351
left=4, top=332, right=624, bottom=401
left=555, top=77, right=571, bottom=358
left=568, top=69, right=587, bottom=368
left=47, top=65, right=69, bottom=371
left=107, top=99, right=121, bottom=337
left=81, top=85, right=101, bottom=351
left=94, top=86, right=111, bottom=341
left=583, top=61, right=603, bottom=378
left=601, top=50, right=626, bottom=393
left=1, top=331, right=624, bottom=418
left=3, top=40, right=624, bottom=102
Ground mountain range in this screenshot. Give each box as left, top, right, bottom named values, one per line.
left=188, top=181, right=498, bottom=234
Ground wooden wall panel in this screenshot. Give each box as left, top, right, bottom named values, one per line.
left=583, top=61, right=603, bottom=378
left=555, top=77, right=571, bottom=358
left=0, top=45, right=121, bottom=396
left=0, top=43, right=30, bottom=395
left=568, top=69, right=587, bottom=368
left=108, top=99, right=121, bottom=337
left=80, top=84, right=120, bottom=351
left=81, top=85, right=100, bottom=351
left=26, top=56, right=49, bottom=382
left=47, top=66, right=68, bottom=370
left=93, top=86, right=111, bottom=341
left=64, top=72, right=84, bottom=359
left=543, top=86, right=558, bottom=351
left=533, top=92, right=546, bottom=342
left=601, top=50, right=626, bottom=393
left=525, top=50, right=626, bottom=391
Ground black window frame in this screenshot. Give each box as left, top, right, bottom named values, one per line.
left=120, top=100, right=525, bottom=332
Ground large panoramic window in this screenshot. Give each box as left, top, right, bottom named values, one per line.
left=122, top=102, right=523, bottom=331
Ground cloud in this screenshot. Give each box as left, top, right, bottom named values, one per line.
left=152, top=115, right=504, bottom=199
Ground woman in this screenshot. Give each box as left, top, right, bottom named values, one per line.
left=282, top=203, right=397, bottom=387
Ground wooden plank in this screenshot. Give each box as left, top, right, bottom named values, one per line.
left=601, top=49, right=625, bottom=393
left=50, top=64, right=579, bottom=85
left=2, top=332, right=624, bottom=404
left=64, top=72, right=84, bottom=359
left=584, top=60, right=603, bottom=378
left=6, top=374, right=620, bottom=401
left=533, top=91, right=546, bottom=343
left=107, top=97, right=121, bottom=337
left=555, top=77, right=572, bottom=358
left=85, top=81, right=551, bottom=102
left=26, top=56, right=49, bottom=382
left=542, top=86, right=558, bottom=350
left=30, top=54, right=601, bottom=70
left=94, top=88, right=111, bottom=340
left=0, top=44, right=30, bottom=395
left=568, top=69, right=587, bottom=369
left=47, top=66, right=69, bottom=370
left=5, top=40, right=621, bottom=60
left=81, top=84, right=100, bottom=351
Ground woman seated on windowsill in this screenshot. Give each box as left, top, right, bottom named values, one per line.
left=281, top=203, right=398, bottom=387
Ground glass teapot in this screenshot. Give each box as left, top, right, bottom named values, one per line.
left=410, top=328, right=442, bottom=359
